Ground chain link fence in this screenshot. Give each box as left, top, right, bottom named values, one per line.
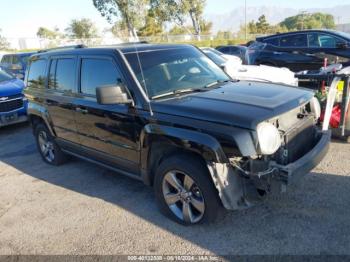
left=4, top=33, right=261, bottom=51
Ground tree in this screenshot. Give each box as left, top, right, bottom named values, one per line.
left=247, top=20, right=258, bottom=34
left=199, top=19, right=212, bottom=34
left=65, top=18, right=99, bottom=39
left=93, top=0, right=148, bottom=38
left=138, top=10, right=163, bottom=36
left=37, top=27, right=61, bottom=39
left=280, top=12, right=336, bottom=31
left=256, top=15, right=270, bottom=34
left=151, top=0, right=208, bottom=36
left=216, top=31, right=232, bottom=39
left=110, top=21, right=130, bottom=38
left=0, top=29, right=9, bottom=50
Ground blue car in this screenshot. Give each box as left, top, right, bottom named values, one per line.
left=0, top=52, right=36, bottom=80
left=0, top=69, right=28, bottom=127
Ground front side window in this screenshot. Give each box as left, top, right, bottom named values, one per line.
left=80, top=58, right=121, bottom=96
left=308, top=33, right=344, bottom=48
left=280, top=34, right=307, bottom=47
left=27, top=59, right=47, bottom=88
left=125, top=47, right=230, bottom=99
left=54, top=59, right=76, bottom=91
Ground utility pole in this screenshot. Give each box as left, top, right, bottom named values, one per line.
left=245, top=0, right=247, bottom=41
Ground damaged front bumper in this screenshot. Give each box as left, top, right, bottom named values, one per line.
left=208, top=130, right=331, bottom=210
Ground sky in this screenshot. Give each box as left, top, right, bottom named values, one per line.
left=0, top=0, right=349, bottom=38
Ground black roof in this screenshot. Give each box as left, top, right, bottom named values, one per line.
left=32, top=43, right=193, bottom=59
left=257, top=29, right=349, bottom=41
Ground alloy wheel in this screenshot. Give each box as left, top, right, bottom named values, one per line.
left=38, top=130, right=55, bottom=163
left=162, top=170, right=205, bottom=224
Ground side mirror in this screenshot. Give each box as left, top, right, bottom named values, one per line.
left=336, top=42, right=348, bottom=49
left=96, top=85, right=132, bottom=105
left=220, top=63, right=227, bottom=72
left=10, top=64, right=23, bottom=70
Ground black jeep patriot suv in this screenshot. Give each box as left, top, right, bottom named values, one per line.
left=25, top=43, right=331, bottom=225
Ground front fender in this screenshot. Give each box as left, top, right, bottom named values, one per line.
left=140, top=124, right=229, bottom=170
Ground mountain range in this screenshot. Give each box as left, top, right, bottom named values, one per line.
left=205, top=5, right=350, bottom=33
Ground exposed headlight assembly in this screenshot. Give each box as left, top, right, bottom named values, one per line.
left=310, top=97, right=321, bottom=120
left=257, top=122, right=281, bottom=155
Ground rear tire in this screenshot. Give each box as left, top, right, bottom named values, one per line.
left=34, top=123, right=67, bottom=166
left=154, top=154, right=224, bottom=225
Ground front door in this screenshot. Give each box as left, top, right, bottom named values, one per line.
left=74, top=56, right=141, bottom=174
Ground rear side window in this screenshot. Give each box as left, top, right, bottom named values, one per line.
left=264, top=37, right=279, bottom=46
left=27, top=59, right=47, bottom=88
left=80, top=58, right=121, bottom=96
left=280, top=34, right=307, bottom=47
left=54, top=59, right=76, bottom=92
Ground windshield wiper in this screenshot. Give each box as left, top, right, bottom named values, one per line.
left=151, top=88, right=204, bottom=100
left=204, top=79, right=232, bottom=88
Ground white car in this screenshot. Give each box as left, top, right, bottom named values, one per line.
left=201, top=47, right=298, bottom=86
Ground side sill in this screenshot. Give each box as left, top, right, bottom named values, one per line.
left=61, top=149, right=143, bottom=182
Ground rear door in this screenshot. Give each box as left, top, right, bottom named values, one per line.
left=44, top=56, right=80, bottom=145
left=277, top=33, right=320, bottom=71
left=73, top=55, right=140, bottom=174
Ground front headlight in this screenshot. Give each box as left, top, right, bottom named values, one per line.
left=257, top=122, right=281, bottom=155
left=310, top=97, right=321, bottom=119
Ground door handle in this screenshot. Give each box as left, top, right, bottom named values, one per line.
left=76, top=107, right=88, bottom=114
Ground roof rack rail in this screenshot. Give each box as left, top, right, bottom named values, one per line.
left=38, top=44, right=87, bottom=53
left=91, top=41, right=149, bottom=48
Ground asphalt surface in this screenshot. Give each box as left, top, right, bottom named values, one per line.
left=0, top=123, right=350, bottom=255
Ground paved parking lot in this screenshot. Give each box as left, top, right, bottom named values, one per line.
left=0, top=123, right=350, bottom=255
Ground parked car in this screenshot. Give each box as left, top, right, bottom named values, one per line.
left=0, top=52, right=36, bottom=80
left=25, top=44, right=330, bottom=225
left=0, top=69, right=28, bottom=127
left=252, top=30, right=350, bottom=72
left=216, top=45, right=249, bottom=64
left=201, top=47, right=298, bottom=86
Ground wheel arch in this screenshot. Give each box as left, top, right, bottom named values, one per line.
left=27, top=102, right=56, bottom=136
left=140, top=124, right=228, bottom=186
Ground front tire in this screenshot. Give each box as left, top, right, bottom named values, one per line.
left=154, top=154, right=223, bottom=225
left=34, top=123, right=67, bottom=166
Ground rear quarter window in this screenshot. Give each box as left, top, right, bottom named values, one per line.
left=27, top=59, right=47, bottom=88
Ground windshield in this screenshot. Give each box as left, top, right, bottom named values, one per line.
left=337, top=31, right=350, bottom=40
left=202, top=50, right=227, bottom=66
left=125, top=46, right=230, bottom=99
left=0, top=70, right=14, bottom=83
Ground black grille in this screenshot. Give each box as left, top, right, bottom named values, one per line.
left=274, top=116, right=315, bottom=165
left=0, top=98, right=24, bottom=112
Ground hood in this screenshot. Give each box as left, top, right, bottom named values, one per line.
left=152, top=81, right=314, bottom=130
left=0, top=78, right=25, bottom=97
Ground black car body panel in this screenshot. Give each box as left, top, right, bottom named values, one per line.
left=151, top=82, right=314, bottom=130
left=25, top=43, right=330, bottom=211
left=253, top=30, right=350, bottom=72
